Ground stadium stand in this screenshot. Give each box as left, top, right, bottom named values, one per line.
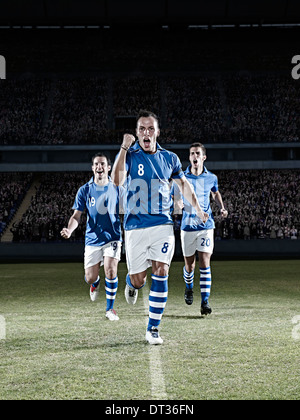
left=0, top=173, right=33, bottom=237
left=0, top=25, right=300, bottom=259
left=1, top=73, right=299, bottom=145
left=5, top=173, right=87, bottom=243
left=1, top=169, right=298, bottom=243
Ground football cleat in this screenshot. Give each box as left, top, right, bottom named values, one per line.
left=201, top=300, right=212, bottom=315
left=146, top=327, right=163, bottom=345
left=124, top=283, right=138, bottom=305
left=105, top=309, right=119, bottom=321
left=184, top=288, right=194, bottom=305
left=90, top=283, right=100, bottom=302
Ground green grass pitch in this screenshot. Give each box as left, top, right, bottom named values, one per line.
left=0, top=259, right=300, bottom=400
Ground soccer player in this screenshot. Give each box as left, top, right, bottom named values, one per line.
left=60, top=153, right=122, bottom=321
left=177, top=143, right=228, bottom=315
left=111, top=110, right=208, bottom=344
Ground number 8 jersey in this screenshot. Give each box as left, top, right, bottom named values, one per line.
left=121, top=141, right=184, bottom=230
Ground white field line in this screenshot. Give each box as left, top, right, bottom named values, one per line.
left=142, top=283, right=168, bottom=400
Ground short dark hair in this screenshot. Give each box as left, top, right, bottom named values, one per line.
left=189, top=142, right=206, bottom=156
left=136, top=109, right=160, bottom=126
left=91, top=152, right=111, bottom=166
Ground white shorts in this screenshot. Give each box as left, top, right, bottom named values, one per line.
left=125, top=224, right=175, bottom=275
left=181, top=229, right=214, bottom=257
left=84, top=241, right=122, bottom=269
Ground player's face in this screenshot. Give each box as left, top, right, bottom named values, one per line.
left=92, top=156, right=111, bottom=183
left=136, top=116, right=160, bottom=154
left=189, top=147, right=206, bottom=170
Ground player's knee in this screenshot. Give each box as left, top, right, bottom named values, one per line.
left=136, top=279, right=146, bottom=289
left=185, top=261, right=195, bottom=273
left=198, top=252, right=211, bottom=268
left=105, top=267, right=117, bottom=280
left=85, top=272, right=97, bottom=285
left=131, top=273, right=146, bottom=289
left=153, top=265, right=169, bottom=278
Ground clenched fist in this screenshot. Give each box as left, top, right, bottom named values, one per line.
left=220, top=208, right=228, bottom=218
left=122, top=133, right=135, bottom=149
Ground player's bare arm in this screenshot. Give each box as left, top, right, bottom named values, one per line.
left=174, top=176, right=209, bottom=224
left=111, top=133, right=135, bottom=186
left=211, top=191, right=228, bottom=218
left=60, top=209, right=82, bottom=239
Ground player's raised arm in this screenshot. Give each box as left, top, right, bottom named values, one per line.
left=173, top=176, right=209, bottom=224
left=60, top=209, right=82, bottom=239
left=111, top=133, right=135, bottom=186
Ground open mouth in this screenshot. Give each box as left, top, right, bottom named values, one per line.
left=193, top=159, right=198, bottom=165
left=143, top=139, right=151, bottom=147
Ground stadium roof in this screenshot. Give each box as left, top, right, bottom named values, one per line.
left=1, top=0, right=300, bottom=27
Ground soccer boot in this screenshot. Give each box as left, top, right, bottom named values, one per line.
left=124, top=283, right=138, bottom=305
left=184, top=288, right=194, bottom=305
left=201, top=300, right=212, bottom=315
left=146, top=327, right=163, bottom=345
left=105, top=309, right=119, bottom=321
left=90, top=283, right=100, bottom=302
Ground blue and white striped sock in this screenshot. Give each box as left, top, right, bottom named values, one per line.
left=126, top=273, right=134, bottom=288
left=200, top=267, right=212, bottom=303
left=105, top=276, right=118, bottom=311
left=148, top=274, right=168, bottom=331
left=183, top=266, right=194, bottom=290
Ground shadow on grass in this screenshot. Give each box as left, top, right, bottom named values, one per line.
left=164, top=314, right=209, bottom=320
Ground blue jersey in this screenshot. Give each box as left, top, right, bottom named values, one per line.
left=180, top=166, right=218, bottom=231
left=121, top=141, right=184, bottom=230
left=72, top=177, right=122, bottom=246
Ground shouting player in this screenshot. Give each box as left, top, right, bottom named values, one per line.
left=111, top=110, right=208, bottom=344
left=61, top=153, right=122, bottom=321
left=176, top=143, right=228, bottom=315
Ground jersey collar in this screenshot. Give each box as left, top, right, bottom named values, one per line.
left=132, top=141, right=163, bottom=152
left=88, top=176, right=111, bottom=185
left=185, top=165, right=208, bottom=176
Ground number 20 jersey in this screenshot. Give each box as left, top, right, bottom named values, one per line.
left=180, top=165, right=218, bottom=231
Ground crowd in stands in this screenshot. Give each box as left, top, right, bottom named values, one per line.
left=211, top=169, right=300, bottom=240
left=0, top=173, right=33, bottom=236
left=223, top=76, right=300, bottom=143
left=113, top=77, right=160, bottom=118
left=0, top=80, right=51, bottom=145
left=38, top=79, right=109, bottom=145
left=1, top=73, right=299, bottom=145
left=8, top=173, right=87, bottom=243
left=164, top=77, right=226, bottom=143
left=2, top=169, right=299, bottom=243
left=110, top=77, right=161, bottom=144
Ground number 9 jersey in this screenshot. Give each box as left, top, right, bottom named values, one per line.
left=72, top=177, right=122, bottom=246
